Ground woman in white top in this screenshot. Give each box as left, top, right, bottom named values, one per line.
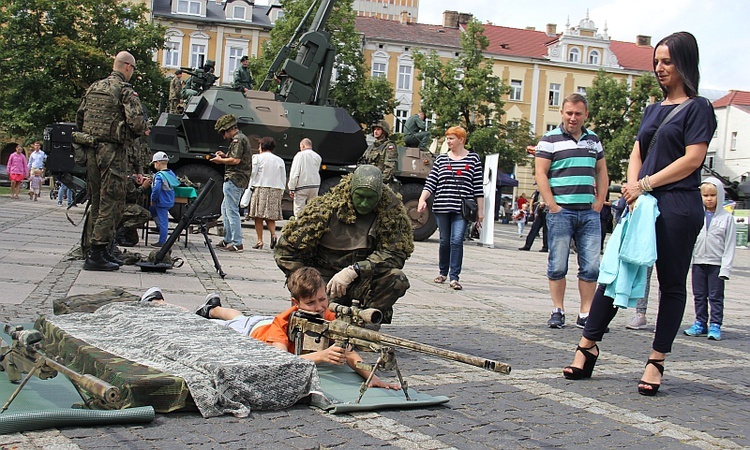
left=248, top=137, right=287, bottom=249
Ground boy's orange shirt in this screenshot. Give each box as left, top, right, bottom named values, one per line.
left=250, top=305, right=336, bottom=353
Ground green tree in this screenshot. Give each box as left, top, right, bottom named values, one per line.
left=257, top=0, right=396, bottom=124
left=413, top=19, right=511, bottom=160
left=0, top=0, right=166, bottom=139
left=586, top=69, right=661, bottom=182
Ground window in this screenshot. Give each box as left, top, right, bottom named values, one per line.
left=568, top=47, right=580, bottom=63
left=177, top=0, right=201, bottom=15
left=397, top=64, right=412, bottom=90
left=233, top=5, right=246, bottom=20
left=190, top=43, right=206, bottom=69
left=588, top=50, right=600, bottom=65
left=228, top=47, right=243, bottom=73
left=577, top=86, right=587, bottom=96
left=706, top=155, right=715, bottom=169
left=164, top=41, right=180, bottom=67
left=395, top=109, right=409, bottom=133
left=507, top=120, right=519, bottom=129
left=548, top=83, right=561, bottom=106
left=546, top=124, right=557, bottom=132
left=731, top=132, right=738, bottom=151
left=510, top=79, right=522, bottom=101
left=372, top=62, right=386, bottom=78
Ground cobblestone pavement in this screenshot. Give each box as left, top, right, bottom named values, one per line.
left=0, top=197, right=748, bottom=449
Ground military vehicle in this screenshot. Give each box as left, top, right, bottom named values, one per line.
left=702, top=165, right=750, bottom=209
left=148, top=0, right=437, bottom=240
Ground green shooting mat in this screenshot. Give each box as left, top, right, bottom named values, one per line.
left=313, top=364, right=450, bottom=414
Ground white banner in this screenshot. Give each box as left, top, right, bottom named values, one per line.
left=480, top=154, right=499, bottom=247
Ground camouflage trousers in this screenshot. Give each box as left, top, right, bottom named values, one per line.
left=168, top=99, right=181, bottom=114
left=116, top=203, right=151, bottom=246
left=85, top=144, right=127, bottom=247
left=324, top=268, right=410, bottom=324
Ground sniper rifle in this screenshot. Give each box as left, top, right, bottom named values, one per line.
left=288, top=301, right=510, bottom=403
left=0, top=324, right=121, bottom=412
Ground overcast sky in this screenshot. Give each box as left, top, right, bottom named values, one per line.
left=418, top=0, right=749, bottom=93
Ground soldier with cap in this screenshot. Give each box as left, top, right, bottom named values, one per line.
left=358, top=120, right=398, bottom=184
left=76, top=51, right=147, bottom=271
left=233, top=56, right=253, bottom=95
left=211, top=114, right=252, bottom=252
left=168, top=69, right=184, bottom=113
left=274, top=165, right=414, bottom=325
left=403, top=111, right=431, bottom=150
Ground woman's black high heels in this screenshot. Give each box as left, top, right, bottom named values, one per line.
left=638, top=358, right=664, bottom=396
left=563, top=344, right=599, bottom=380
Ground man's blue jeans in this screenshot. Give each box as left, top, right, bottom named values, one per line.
left=546, top=208, right=600, bottom=281
left=221, top=180, right=244, bottom=246
left=435, top=212, right=468, bottom=282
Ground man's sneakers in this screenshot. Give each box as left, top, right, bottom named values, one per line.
left=683, top=321, right=708, bottom=337
left=547, top=309, right=565, bottom=328
left=575, top=314, right=610, bottom=333
left=195, top=293, right=222, bottom=319
left=140, top=286, right=164, bottom=303
left=707, top=323, right=722, bottom=341
left=626, top=312, right=648, bottom=330
left=219, top=244, right=243, bottom=253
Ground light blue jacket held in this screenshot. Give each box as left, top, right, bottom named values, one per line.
left=598, top=194, right=659, bottom=308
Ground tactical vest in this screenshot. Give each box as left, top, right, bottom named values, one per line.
left=82, top=75, right=126, bottom=143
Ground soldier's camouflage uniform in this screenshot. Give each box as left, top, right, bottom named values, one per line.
left=168, top=76, right=183, bottom=113
left=76, top=71, right=147, bottom=248
left=274, top=173, right=414, bottom=323
left=358, top=137, right=397, bottom=184
left=115, top=179, right=152, bottom=247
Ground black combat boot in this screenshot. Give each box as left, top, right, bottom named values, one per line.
left=83, top=244, right=119, bottom=271
left=105, top=241, right=124, bottom=266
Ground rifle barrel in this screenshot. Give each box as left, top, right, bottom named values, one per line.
left=329, top=321, right=511, bottom=374
left=41, top=353, right=121, bottom=404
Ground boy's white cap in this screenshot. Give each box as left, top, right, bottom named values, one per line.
left=151, top=151, right=169, bottom=163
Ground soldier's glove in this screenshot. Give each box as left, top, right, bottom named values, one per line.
left=326, top=266, right=358, bottom=299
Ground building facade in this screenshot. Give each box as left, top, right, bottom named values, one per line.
left=150, top=0, right=277, bottom=86
left=709, top=91, right=750, bottom=184
left=356, top=11, right=654, bottom=191
left=352, top=0, right=418, bottom=23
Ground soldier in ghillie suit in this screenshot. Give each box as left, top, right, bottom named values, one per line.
left=274, top=165, right=414, bottom=324
left=76, top=51, right=147, bottom=271
left=358, top=120, right=398, bottom=184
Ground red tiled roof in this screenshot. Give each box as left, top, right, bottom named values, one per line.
left=355, top=16, right=461, bottom=49
left=481, top=24, right=557, bottom=59
left=609, top=41, right=653, bottom=71
left=355, top=17, right=652, bottom=72
left=713, top=90, right=750, bottom=108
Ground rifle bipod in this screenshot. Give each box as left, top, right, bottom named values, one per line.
left=193, top=213, right=226, bottom=278
left=354, top=346, right=412, bottom=403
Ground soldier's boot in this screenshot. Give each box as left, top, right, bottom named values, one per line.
left=83, top=245, right=119, bottom=271
left=104, top=241, right=124, bottom=266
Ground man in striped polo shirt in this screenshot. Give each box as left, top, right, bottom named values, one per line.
left=535, top=93, right=609, bottom=329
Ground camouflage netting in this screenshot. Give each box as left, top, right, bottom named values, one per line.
left=281, top=173, right=414, bottom=256
left=41, top=303, right=322, bottom=418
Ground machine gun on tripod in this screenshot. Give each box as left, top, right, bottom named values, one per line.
left=0, top=325, right=121, bottom=412
left=288, top=301, right=511, bottom=403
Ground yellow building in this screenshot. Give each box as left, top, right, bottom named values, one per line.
left=356, top=11, right=654, bottom=191
left=353, top=0, right=419, bottom=23
left=150, top=0, right=278, bottom=86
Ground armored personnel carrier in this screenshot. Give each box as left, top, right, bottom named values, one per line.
left=149, top=0, right=437, bottom=240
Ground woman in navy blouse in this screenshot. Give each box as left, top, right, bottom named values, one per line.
left=563, top=32, right=717, bottom=396
left=418, top=126, right=484, bottom=291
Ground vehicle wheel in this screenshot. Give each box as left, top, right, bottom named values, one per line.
left=400, top=182, right=437, bottom=241
left=318, top=175, right=342, bottom=195
left=172, top=164, right=224, bottom=220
